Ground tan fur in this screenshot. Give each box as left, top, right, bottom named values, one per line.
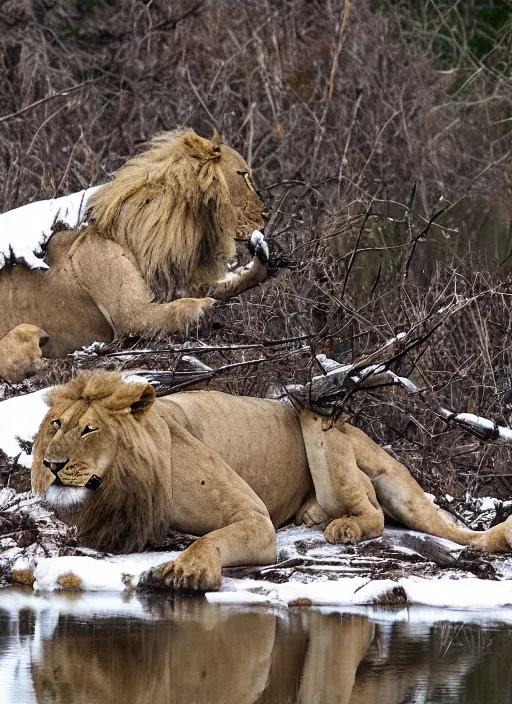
left=0, top=130, right=265, bottom=358
left=32, top=371, right=512, bottom=592
left=0, top=324, right=48, bottom=382
left=57, top=573, right=83, bottom=590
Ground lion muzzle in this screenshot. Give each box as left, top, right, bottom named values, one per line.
left=43, top=458, right=69, bottom=476
left=43, top=457, right=103, bottom=491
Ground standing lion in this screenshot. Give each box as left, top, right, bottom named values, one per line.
left=0, top=130, right=267, bottom=367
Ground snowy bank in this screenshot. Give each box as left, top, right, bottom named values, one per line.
left=0, top=187, right=98, bottom=269
left=3, top=521, right=512, bottom=610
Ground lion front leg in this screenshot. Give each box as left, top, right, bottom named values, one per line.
left=194, top=257, right=268, bottom=301
left=298, top=411, right=385, bottom=545
left=70, top=232, right=215, bottom=336
left=151, top=511, right=276, bottom=592
left=192, top=231, right=272, bottom=301
left=146, top=420, right=276, bottom=592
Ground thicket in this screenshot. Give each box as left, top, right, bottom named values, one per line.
left=1, top=0, right=512, bottom=498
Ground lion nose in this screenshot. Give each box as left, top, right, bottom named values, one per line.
left=43, top=458, right=69, bottom=475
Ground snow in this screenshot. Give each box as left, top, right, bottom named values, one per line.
left=440, top=407, right=512, bottom=442
left=250, top=229, right=269, bottom=260
left=5, top=541, right=512, bottom=611
left=384, top=331, right=407, bottom=346
left=0, top=187, right=99, bottom=269
left=207, top=575, right=512, bottom=609
left=308, top=357, right=421, bottom=396
left=386, top=370, right=420, bottom=392
left=399, top=576, right=512, bottom=609
left=31, top=550, right=178, bottom=592
left=0, top=388, right=49, bottom=466
left=18, top=542, right=512, bottom=610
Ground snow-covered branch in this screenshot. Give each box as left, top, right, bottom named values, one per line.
left=439, top=409, right=512, bottom=444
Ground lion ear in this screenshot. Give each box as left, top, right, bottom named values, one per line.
left=129, top=383, right=156, bottom=417
left=211, top=130, right=223, bottom=148
left=182, top=131, right=221, bottom=160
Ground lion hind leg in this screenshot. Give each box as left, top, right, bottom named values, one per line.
left=341, top=423, right=512, bottom=552
left=299, top=410, right=384, bottom=544
left=373, top=470, right=512, bottom=551
left=295, top=493, right=331, bottom=529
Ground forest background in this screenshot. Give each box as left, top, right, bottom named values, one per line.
left=1, top=0, right=512, bottom=501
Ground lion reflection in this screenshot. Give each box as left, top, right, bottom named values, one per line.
left=29, top=601, right=499, bottom=704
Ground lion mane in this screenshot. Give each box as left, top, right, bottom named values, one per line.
left=86, top=129, right=264, bottom=300
left=33, top=373, right=174, bottom=552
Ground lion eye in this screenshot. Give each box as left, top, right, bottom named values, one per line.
left=81, top=425, right=97, bottom=436
left=244, top=174, right=256, bottom=193
left=236, top=170, right=256, bottom=193
left=51, top=419, right=61, bottom=429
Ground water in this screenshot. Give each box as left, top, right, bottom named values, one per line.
left=1, top=588, right=512, bottom=703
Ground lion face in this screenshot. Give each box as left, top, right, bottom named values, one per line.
left=38, top=403, right=116, bottom=515
left=84, top=130, right=266, bottom=302
left=31, top=374, right=169, bottom=552
left=218, top=145, right=265, bottom=239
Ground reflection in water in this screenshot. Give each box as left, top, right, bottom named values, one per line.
left=1, top=592, right=512, bottom=703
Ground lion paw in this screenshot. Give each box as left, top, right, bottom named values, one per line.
left=149, top=547, right=222, bottom=592
left=324, top=517, right=363, bottom=545
left=188, top=297, right=216, bottom=319
left=174, top=297, right=216, bottom=327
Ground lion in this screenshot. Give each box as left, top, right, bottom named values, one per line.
left=31, top=371, right=512, bottom=592
left=0, top=129, right=266, bottom=367
left=0, top=324, right=48, bottom=382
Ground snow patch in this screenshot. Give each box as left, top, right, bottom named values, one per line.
left=31, top=550, right=182, bottom=592
left=206, top=575, right=512, bottom=609
left=0, top=187, right=99, bottom=270
left=0, top=388, right=50, bottom=465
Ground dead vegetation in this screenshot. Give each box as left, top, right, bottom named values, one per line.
left=1, top=0, right=512, bottom=499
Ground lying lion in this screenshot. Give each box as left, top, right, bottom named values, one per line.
left=0, top=130, right=266, bottom=366
left=32, top=371, right=512, bottom=592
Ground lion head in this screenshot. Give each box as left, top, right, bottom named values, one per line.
left=0, top=324, right=49, bottom=383
left=85, top=129, right=264, bottom=300
left=32, top=372, right=173, bottom=552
